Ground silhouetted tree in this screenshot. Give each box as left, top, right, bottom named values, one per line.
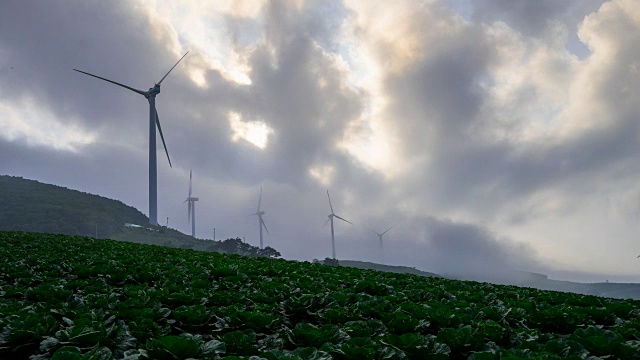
left=258, top=246, right=281, bottom=258
left=323, top=258, right=340, bottom=266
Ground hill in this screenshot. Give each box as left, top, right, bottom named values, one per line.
left=338, top=260, right=441, bottom=278
left=338, top=260, right=640, bottom=300
left=439, top=268, right=640, bottom=301
left=0, top=175, right=148, bottom=238
left=0, top=175, right=280, bottom=257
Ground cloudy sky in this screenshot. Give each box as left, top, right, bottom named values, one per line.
left=2, top=0, right=640, bottom=282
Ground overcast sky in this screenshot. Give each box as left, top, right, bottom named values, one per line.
left=2, top=0, right=640, bottom=282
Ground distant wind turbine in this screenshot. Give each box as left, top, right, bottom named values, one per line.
left=251, top=187, right=269, bottom=249
left=325, top=190, right=352, bottom=260
left=185, top=170, right=199, bottom=238
left=74, top=51, right=189, bottom=225
left=373, top=225, right=395, bottom=265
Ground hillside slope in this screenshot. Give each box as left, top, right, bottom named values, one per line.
left=0, top=175, right=148, bottom=237
left=0, top=175, right=280, bottom=258
left=340, top=260, right=640, bottom=300
left=338, top=260, right=441, bottom=278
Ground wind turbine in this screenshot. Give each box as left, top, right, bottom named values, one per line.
left=325, top=190, right=352, bottom=260
left=251, top=187, right=269, bottom=249
left=74, top=51, right=189, bottom=225
left=185, top=170, right=199, bottom=238
left=373, top=225, right=395, bottom=265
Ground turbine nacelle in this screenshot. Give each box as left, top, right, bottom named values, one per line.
left=329, top=213, right=352, bottom=224
left=147, top=84, right=161, bottom=97
left=373, top=225, right=395, bottom=239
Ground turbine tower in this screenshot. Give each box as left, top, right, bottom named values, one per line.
left=252, top=187, right=269, bottom=249
left=325, top=190, right=352, bottom=260
left=185, top=170, right=199, bottom=238
left=74, top=51, right=189, bottom=225
left=373, top=225, right=395, bottom=265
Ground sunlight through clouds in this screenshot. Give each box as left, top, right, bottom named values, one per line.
left=0, top=97, right=95, bottom=152
left=308, top=164, right=336, bottom=186
left=137, top=0, right=264, bottom=87
left=228, top=111, right=274, bottom=149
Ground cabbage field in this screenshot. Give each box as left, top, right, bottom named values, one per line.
left=2, top=231, right=640, bottom=359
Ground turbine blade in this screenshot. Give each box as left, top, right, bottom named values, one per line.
left=334, top=215, right=352, bottom=224
left=189, top=170, right=192, bottom=198
left=257, top=186, right=263, bottom=212
left=327, top=190, right=334, bottom=214
left=382, top=225, right=396, bottom=236
left=261, top=217, right=270, bottom=235
left=324, top=217, right=331, bottom=227
left=155, top=109, right=172, bottom=168
left=157, top=51, right=189, bottom=85
left=73, top=69, right=147, bottom=96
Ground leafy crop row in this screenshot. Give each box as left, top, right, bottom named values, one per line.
left=1, top=231, right=640, bottom=359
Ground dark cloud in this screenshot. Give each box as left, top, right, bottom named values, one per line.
left=0, top=0, right=176, bottom=131
left=169, top=1, right=362, bottom=189
left=378, top=0, right=640, bottom=221
left=386, top=22, right=495, bottom=155
left=336, top=213, right=540, bottom=282
left=468, top=0, right=606, bottom=37
left=420, top=216, right=538, bottom=278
